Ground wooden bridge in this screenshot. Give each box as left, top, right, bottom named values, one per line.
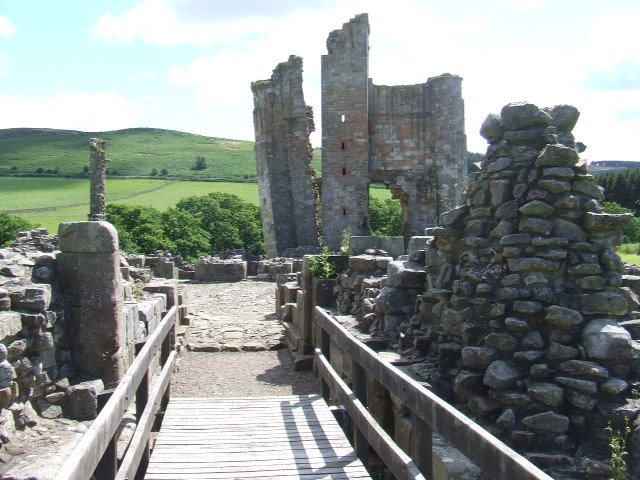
left=55, top=305, right=553, bottom=480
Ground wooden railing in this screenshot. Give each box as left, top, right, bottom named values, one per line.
left=55, top=305, right=177, bottom=480
left=315, top=306, right=554, bottom=480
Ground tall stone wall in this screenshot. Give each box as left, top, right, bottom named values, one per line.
left=321, top=13, right=372, bottom=249
left=369, top=76, right=467, bottom=236
left=251, top=55, right=319, bottom=258
left=253, top=13, right=467, bottom=254
left=321, top=14, right=468, bottom=250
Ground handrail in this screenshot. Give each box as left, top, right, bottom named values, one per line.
left=315, top=306, right=553, bottom=480
left=56, top=305, right=177, bottom=480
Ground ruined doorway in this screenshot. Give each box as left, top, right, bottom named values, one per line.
left=368, top=183, right=405, bottom=237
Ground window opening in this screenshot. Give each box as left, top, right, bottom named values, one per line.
left=342, top=167, right=346, bottom=176
left=343, top=208, right=347, bottom=216
left=341, top=114, right=346, bottom=123
left=341, top=142, right=345, bottom=150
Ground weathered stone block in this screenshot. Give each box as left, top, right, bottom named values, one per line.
left=535, top=144, right=579, bottom=168
left=582, top=318, right=633, bottom=360
left=8, top=285, right=51, bottom=311
left=58, top=221, right=119, bottom=253
left=386, top=261, right=426, bottom=289
left=0, top=311, right=22, bottom=339
left=483, top=360, right=526, bottom=389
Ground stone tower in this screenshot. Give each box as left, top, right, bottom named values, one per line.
left=251, top=56, right=319, bottom=257
left=321, top=13, right=371, bottom=249
left=321, top=14, right=468, bottom=250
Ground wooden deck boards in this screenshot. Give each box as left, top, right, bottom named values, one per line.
left=145, top=395, right=371, bottom=480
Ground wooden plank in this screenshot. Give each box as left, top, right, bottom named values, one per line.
left=316, top=307, right=554, bottom=480
left=56, top=306, right=177, bottom=480
left=145, top=395, right=370, bottom=480
left=115, top=351, right=176, bottom=480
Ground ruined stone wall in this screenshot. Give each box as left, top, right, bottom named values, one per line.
left=412, top=102, right=640, bottom=477
left=321, top=14, right=468, bottom=250
left=252, top=56, right=319, bottom=258
left=369, top=76, right=467, bottom=236
left=321, top=13, right=371, bottom=249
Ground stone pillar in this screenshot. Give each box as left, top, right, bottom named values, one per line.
left=57, top=222, right=124, bottom=387
left=88, top=138, right=107, bottom=221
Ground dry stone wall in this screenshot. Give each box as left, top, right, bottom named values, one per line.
left=408, top=102, right=640, bottom=477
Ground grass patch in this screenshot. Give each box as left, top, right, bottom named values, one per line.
left=617, top=243, right=640, bottom=266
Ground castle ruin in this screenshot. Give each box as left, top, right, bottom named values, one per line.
left=252, top=14, right=468, bottom=255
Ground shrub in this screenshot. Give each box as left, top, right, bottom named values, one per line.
left=193, top=155, right=207, bottom=170
left=0, top=214, right=36, bottom=247
left=10, top=166, right=17, bottom=171
left=308, top=246, right=338, bottom=279
left=82, top=165, right=89, bottom=174
left=150, top=168, right=158, bottom=176
left=35, top=167, right=44, bottom=174
left=160, top=168, right=169, bottom=176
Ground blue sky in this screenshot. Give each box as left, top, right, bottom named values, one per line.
left=0, top=0, right=639, bottom=161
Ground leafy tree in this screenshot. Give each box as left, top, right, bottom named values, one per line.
left=160, top=208, right=210, bottom=262
left=603, top=202, right=640, bottom=243
left=106, top=204, right=175, bottom=254
left=150, top=168, right=158, bottom=176
left=193, top=155, right=208, bottom=170
left=175, top=192, right=264, bottom=255
left=0, top=214, right=36, bottom=247
left=160, top=168, right=169, bottom=176
left=369, top=197, right=403, bottom=236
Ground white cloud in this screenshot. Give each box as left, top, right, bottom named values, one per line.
left=129, top=70, right=157, bottom=83
left=0, top=92, right=142, bottom=131
left=512, top=0, right=551, bottom=12
left=0, top=16, right=16, bottom=38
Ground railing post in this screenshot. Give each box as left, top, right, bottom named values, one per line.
left=412, top=414, right=433, bottom=478
left=352, top=361, right=369, bottom=468
left=134, top=342, right=150, bottom=480
left=160, top=310, right=175, bottom=411
left=93, top=389, right=117, bottom=480
left=319, top=310, right=331, bottom=403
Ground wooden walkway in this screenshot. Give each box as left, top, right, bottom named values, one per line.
left=144, top=395, right=371, bottom=480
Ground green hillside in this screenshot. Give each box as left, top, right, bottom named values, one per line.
left=0, top=128, right=258, bottom=181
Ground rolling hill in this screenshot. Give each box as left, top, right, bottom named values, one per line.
left=0, top=128, right=259, bottom=181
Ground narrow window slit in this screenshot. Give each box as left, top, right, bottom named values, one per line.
left=341, top=114, right=346, bottom=123
left=342, top=167, right=346, bottom=175
left=343, top=208, right=347, bottom=216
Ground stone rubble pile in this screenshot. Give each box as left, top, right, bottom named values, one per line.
left=404, top=102, right=640, bottom=477
left=12, top=228, right=58, bottom=253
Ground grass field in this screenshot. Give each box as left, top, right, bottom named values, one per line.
left=1, top=177, right=390, bottom=232
left=0, top=128, right=324, bottom=182
left=0, top=128, right=258, bottom=181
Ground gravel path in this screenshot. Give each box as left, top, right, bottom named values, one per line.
left=172, top=279, right=318, bottom=397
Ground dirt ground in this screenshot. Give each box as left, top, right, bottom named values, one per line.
left=173, top=279, right=318, bottom=397
left=0, top=278, right=318, bottom=478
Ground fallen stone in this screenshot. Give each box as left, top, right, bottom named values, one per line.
left=64, top=379, right=104, bottom=420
